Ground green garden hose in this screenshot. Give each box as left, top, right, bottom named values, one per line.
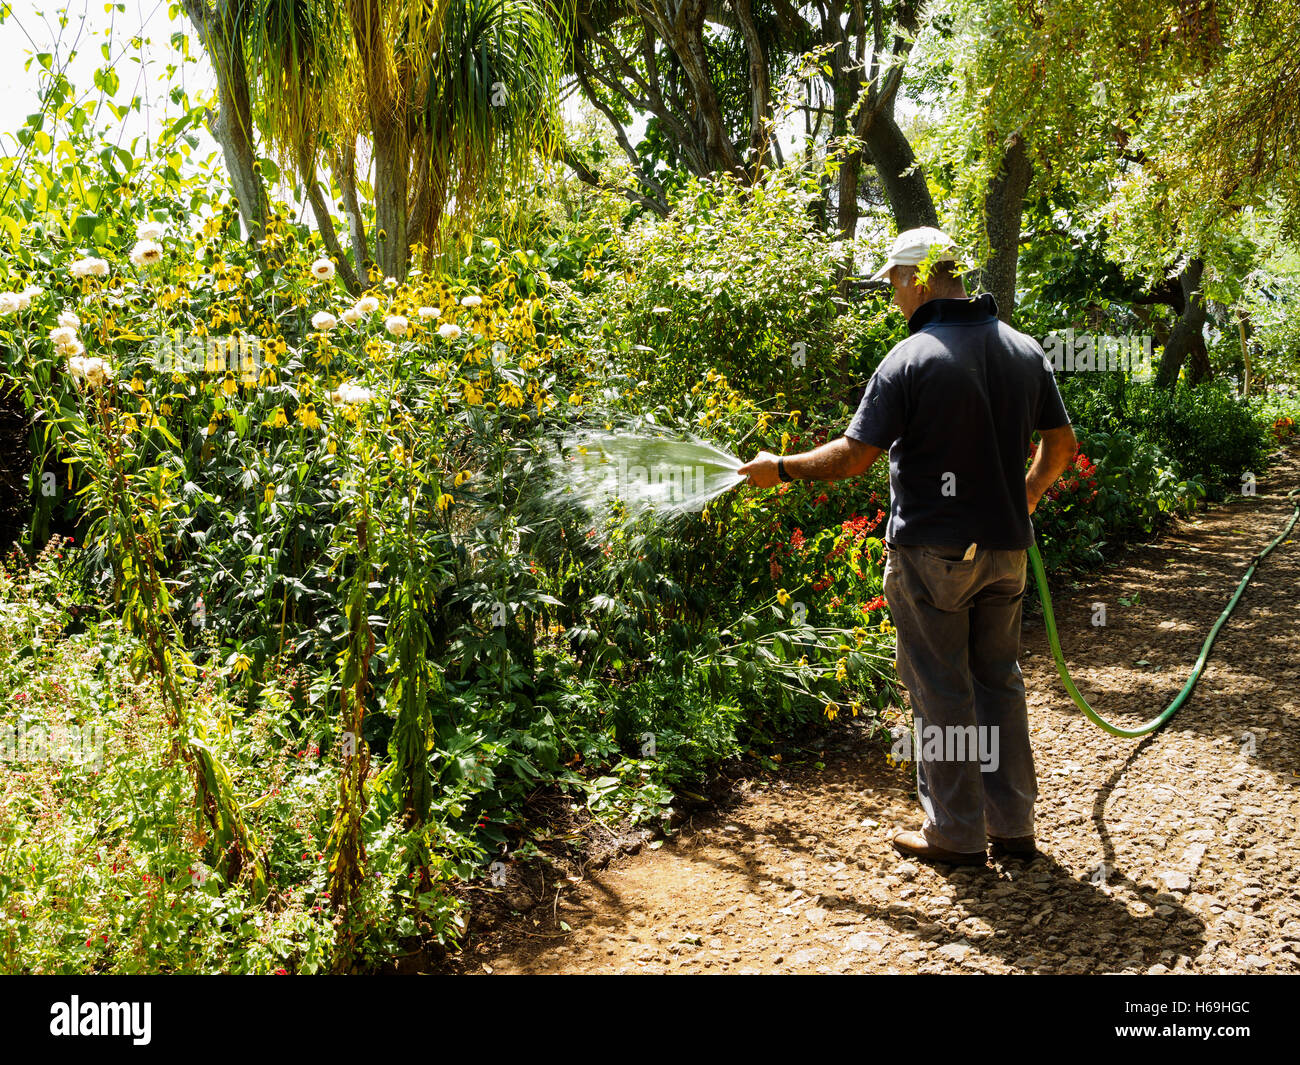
left=1027, top=487, right=1300, bottom=738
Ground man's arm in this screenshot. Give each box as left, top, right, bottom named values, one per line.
left=737, top=436, right=884, bottom=488
left=1026, top=423, right=1077, bottom=515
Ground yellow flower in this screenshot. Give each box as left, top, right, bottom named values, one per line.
left=222, top=372, right=237, bottom=396
left=231, top=653, right=252, bottom=674
left=824, top=702, right=838, bottom=721
left=453, top=471, right=471, bottom=487
left=297, top=403, right=321, bottom=430
left=880, top=618, right=893, bottom=635
left=130, top=373, right=144, bottom=393
left=463, top=381, right=484, bottom=405
left=326, top=436, right=337, bottom=455
left=436, top=493, right=452, bottom=512
left=835, top=659, right=848, bottom=682
left=268, top=407, right=288, bottom=429
left=776, top=588, right=790, bottom=606
left=264, top=485, right=276, bottom=505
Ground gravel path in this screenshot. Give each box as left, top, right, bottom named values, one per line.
left=443, top=441, right=1300, bottom=975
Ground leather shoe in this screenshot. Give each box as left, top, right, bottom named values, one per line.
left=988, top=834, right=1038, bottom=858
left=891, top=829, right=987, bottom=866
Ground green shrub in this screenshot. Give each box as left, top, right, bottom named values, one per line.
left=1056, top=375, right=1268, bottom=498
left=1031, top=429, right=1204, bottom=571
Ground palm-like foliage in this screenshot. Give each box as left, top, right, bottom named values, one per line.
left=193, top=0, right=570, bottom=280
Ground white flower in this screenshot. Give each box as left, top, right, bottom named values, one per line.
left=460, top=294, right=482, bottom=308
left=340, top=307, right=362, bottom=326
left=21, top=285, right=43, bottom=303
left=437, top=323, right=461, bottom=340
left=356, top=295, right=380, bottom=314
left=311, top=311, right=339, bottom=331
left=330, top=381, right=373, bottom=405
left=0, top=292, right=20, bottom=316
left=50, top=325, right=79, bottom=348
left=417, top=305, right=440, bottom=319
left=58, top=310, right=80, bottom=329
left=60, top=337, right=86, bottom=358
left=69, top=256, right=109, bottom=278
left=130, top=239, right=163, bottom=267
left=67, top=354, right=112, bottom=388
left=651, top=306, right=672, bottom=315
left=383, top=276, right=397, bottom=288
left=310, top=258, right=336, bottom=281
left=384, top=314, right=409, bottom=337
left=136, top=220, right=166, bottom=241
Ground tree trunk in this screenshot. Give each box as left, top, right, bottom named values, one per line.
left=332, top=140, right=371, bottom=278
left=975, top=132, right=1033, bottom=321
left=729, top=0, right=773, bottom=164
left=1238, top=313, right=1252, bottom=395
left=861, top=109, right=938, bottom=231
left=635, top=0, right=745, bottom=176
left=1155, top=258, right=1209, bottom=388
left=348, top=0, right=408, bottom=280
left=182, top=0, right=268, bottom=242
left=298, top=143, right=362, bottom=296
left=371, top=116, right=409, bottom=281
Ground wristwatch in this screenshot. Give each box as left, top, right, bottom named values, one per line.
left=777, top=457, right=793, bottom=482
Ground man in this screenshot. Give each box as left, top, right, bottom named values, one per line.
left=737, top=226, right=1077, bottom=866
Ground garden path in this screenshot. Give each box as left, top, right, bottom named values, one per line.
left=432, top=441, right=1300, bottom=974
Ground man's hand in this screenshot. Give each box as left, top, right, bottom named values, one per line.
left=737, top=450, right=781, bottom=488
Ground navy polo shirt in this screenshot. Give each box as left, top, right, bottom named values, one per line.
left=844, top=293, right=1071, bottom=550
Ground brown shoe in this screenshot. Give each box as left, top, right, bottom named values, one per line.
left=891, top=829, right=987, bottom=867
left=988, top=835, right=1038, bottom=858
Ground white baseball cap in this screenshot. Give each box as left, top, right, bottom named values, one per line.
left=869, top=226, right=957, bottom=282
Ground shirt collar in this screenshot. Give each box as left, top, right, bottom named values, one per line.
left=907, top=292, right=1000, bottom=334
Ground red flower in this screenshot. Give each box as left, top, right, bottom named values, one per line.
left=790, top=528, right=805, bottom=550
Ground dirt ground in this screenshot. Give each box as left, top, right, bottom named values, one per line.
left=429, top=440, right=1300, bottom=975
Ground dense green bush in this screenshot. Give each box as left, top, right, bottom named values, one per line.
left=1030, top=429, right=1204, bottom=571
left=1057, top=375, right=1268, bottom=497
left=579, top=162, right=904, bottom=410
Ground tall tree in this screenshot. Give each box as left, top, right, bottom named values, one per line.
left=565, top=0, right=939, bottom=232
left=184, top=0, right=570, bottom=284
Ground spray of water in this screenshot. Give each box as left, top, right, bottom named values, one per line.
left=545, top=429, right=747, bottom=528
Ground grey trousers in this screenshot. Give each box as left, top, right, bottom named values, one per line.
left=882, top=541, right=1037, bottom=852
